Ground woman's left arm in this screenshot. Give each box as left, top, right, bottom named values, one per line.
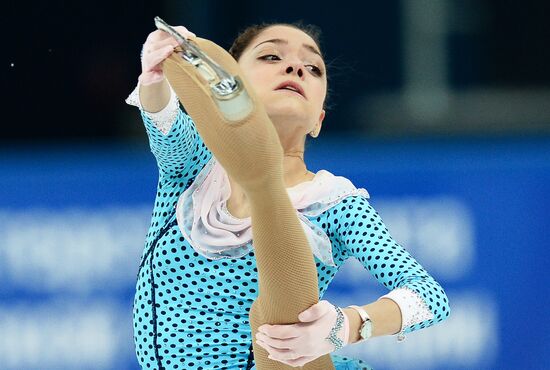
left=337, top=195, right=451, bottom=342
left=254, top=195, right=450, bottom=366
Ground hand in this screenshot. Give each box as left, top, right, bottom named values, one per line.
left=139, top=26, right=196, bottom=86
left=255, top=300, right=350, bottom=367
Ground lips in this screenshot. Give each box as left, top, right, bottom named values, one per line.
left=275, top=81, right=306, bottom=99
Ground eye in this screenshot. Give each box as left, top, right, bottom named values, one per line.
left=306, top=64, right=323, bottom=77
left=258, top=54, right=281, bottom=61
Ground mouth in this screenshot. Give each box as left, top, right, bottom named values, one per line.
left=274, top=81, right=306, bottom=99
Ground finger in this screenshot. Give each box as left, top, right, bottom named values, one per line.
left=151, top=37, right=180, bottom=51
left=145, top=26, right=194, bottom=46
left=143, top=45, right=175, bottom=71
left=258, top=342, right=301, bottom=362
left=256, top=340, right=295, bottom=360
left=143, top=38, right=178, bottom=57
left=299, top=300, right=330, bottom=322
left=255, top=339, right=275, bottom=355
left=155, top=25, right=195, bottom=42
left=259, top=324, right=300, bottom=339
left=257, top=339, right=299, bottom=360
left=145, top=29, right=169, bottom=43
left=172, top=25, right=196, bottom=38
left=256, top=332, right=300, bottom=350
left=266, top=347, right=302, bottom=361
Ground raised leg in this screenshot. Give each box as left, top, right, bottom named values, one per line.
left=163, top=36, right=335, bottom=369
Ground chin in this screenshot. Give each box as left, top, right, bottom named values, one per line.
left=264, top=98, right=309, bottom=122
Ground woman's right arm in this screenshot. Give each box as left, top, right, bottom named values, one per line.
left=139, top=27, right=194, bottom=110
left=126, top=27, right=209, bottom=182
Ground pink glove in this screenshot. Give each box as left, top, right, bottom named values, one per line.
left=255, top=300, right=350, bottom=367
left=139, top=26, right=196, bottom=86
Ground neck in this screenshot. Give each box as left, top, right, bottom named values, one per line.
left=227, top=148, right=313, bottom=203
left=282, top=150, right=313, bottom=187
left=274, top=124, right=313, bottom=187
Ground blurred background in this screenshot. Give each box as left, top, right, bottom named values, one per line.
left=2, top=0, right=549, bottom=369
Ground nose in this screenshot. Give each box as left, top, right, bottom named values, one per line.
left=285, top=64, right=305, bottom=79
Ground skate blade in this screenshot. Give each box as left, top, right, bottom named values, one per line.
left=155, top=16, right=253, bottom=122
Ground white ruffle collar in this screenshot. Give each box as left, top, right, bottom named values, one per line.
left=175, top=158, right=369, bottom=266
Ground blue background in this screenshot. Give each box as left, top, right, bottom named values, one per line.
left=1, top=136, right=548, bottom=369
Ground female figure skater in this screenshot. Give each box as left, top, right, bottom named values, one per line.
left=126, top=20, right=450, bottom=370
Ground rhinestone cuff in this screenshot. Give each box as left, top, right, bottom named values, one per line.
left=379, top=286, right=434, bottom=342
left=125, top=82, right=180, bottom=135
left=325, top=304, right=345, bottom=351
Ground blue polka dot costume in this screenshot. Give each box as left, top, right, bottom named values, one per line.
left=132, top=107, right=450, bottom=370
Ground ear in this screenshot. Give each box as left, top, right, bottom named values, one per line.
left=310, top=109, right=325, bottom=138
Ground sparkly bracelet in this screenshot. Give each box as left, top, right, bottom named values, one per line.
left=325, top=304, right=345, bottom=351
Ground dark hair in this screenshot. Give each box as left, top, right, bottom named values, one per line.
left=229, top=21, right=323, bottom=61
left=228, top=21, right=332, bottom=110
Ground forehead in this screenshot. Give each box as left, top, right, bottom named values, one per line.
left=253, top=25, right=320, bottom=52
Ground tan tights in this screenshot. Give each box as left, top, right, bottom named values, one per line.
left=163, top=37, right=335, bottom=370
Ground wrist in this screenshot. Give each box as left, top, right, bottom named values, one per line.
left=342, top=306, right=350, bottom=346
left=345, top=305, right=374, bottom=344
left=138, top=77, right=172, bottom=113
left=342, top=307, right=362, bottom=344
left=138, top=72, right=165, bottom=87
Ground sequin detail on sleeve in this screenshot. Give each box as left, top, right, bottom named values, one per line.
left=379, top=286, right=434, bottom=341
left=125, top=81, right=180, bottom=135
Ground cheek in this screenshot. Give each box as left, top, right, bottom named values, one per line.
left=241, top=72, right=270, bottom=100
left=244, top=70, right=267, bottom=89
left=311, top=81, right=327, bottom=110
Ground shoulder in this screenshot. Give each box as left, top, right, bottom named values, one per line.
left=329, top=195, right=375, bottom=226
left=311, top=194, right=374, bottom=233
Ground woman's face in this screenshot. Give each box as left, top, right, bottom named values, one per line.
left=237, top=25, right=327, bottom=141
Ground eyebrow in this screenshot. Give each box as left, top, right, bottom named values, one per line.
left=253, top=38, right=323, bottom=58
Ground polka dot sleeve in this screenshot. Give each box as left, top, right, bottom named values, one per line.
left=126, top=83, right=203, bottom=181
left=334, top=195, right=450, bottom=337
